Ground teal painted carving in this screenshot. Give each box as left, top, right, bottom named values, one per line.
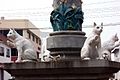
left=50, top=2, right=84, bottom=31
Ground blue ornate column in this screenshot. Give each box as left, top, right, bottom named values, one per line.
left=50, top=0, right=84, bottom=31
left=47, top=0, right=86, bottom=60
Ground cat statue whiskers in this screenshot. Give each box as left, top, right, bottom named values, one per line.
left=81, top=22, right=103, bottom=60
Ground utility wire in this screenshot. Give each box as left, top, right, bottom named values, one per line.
left=0, top=22, right=120, bottom=30
left=84, top=0, right=116, bottom=5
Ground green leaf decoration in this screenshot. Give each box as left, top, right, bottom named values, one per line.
left=50, top=2, right=84, bottom=31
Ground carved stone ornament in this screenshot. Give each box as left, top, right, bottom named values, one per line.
left=50, top=0, right=84, bottom=31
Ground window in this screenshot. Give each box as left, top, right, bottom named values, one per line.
left=39, top=39, right=41, bottom=45
left=0, top=29, right=23, bottom=37
left=36, top=37, right=38, bottom=44
left=38, top=47, right=40, bottom=50
left=27, top=31, right=31, bottom=39
left=32, top=34, right=35, bottom=41
left=11, top=48, right=18, bottom=56
left=16, top=29, right=23, bottom=36
left=0, top=30, right=9, bottom=37
left=37, top=52, right=39, bottom=59
left=0, top=47, right=4, bottom=56
left=6, top=49, right=10, bottom=57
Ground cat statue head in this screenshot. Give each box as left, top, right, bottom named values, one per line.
left=7, top=28, right=19, bottom=40
left=93, top=22, right=103, bottom=35
left=111, top=33, right=119, bottom=42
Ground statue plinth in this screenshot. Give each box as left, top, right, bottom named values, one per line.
left=47, top=31, right=86, bottom=60
left=4, top=60, right=120, bottom=80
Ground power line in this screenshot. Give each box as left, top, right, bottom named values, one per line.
left=83, top=22, right=120, bottom=28
left=0, top=22, right=120, bottom=30
left=0, top=1, right=119, bottom=29
left=0, top=7, right=52, bottom=11
left=84, top=0, right=117, bottom=5
left=0, top=6, right=120, bottom=21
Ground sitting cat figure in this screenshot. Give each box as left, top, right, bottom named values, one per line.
left=7, top=28, right=37, bottom=62
left=81, top=22, right=103, bottom=60
left=111, top=46, right=120, bottom=62
left=100, top=34, right=120, bottom=60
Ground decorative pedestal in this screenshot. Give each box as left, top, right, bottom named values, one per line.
left=4, top=60, right=120, bottom=80
left=47, top=31, right=86, bottom=60
left=3, top=31, right=120, bottom=80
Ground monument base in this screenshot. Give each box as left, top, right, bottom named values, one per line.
left=4, top=60, right=120, bottom=80
left=47, top=31, right=86, bottom=60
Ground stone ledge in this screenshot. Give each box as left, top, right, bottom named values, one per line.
left=49, top=31, right=86, bottom=36
left=3, top=60, right=120, bottom=69
left=3, top=60, right=120, bottom=80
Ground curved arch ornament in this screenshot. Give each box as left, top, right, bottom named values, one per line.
left=50, top=0, right=84, bottom=31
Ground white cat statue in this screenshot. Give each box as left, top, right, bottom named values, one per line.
left=111, top=46, right=120, bottom=62
left=100, top=34, right=119, bottom=60
left=7, top=28, right=37, bottom=62
left=81, top=22, right=103, bottom=60
left=111, top=46, right=120, bottom=79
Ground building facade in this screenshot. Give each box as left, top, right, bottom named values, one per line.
left=0, top=17, right=41, bottom=61
left=0, top=17, right=41, bottom=80
left=0, top=33, right=12, bottom=80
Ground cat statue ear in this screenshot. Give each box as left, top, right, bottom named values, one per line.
left=10, top=28, right=16, bottom=33
left=93, top=22, right=97, bottom=27
left=101, top=22, right=103, bottom=26
left=93, top=22, right=103, bottom=27
left=112, top=33, right=118, bottom=39
left=9, top=28, right=12, bottom=31
left=115, top=33, right=117, bottom=37
left=10, top=28, right=14, bottom=30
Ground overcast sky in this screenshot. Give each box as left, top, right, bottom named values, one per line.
left=0, top=0, right=52, bottom=9
left=0, top=0, right=53, bottom=28
left=82, top=0, right=120, bottom=42
left=0, top=0, right=120, bottom=42
left=0, top=0, right=119, bottom=27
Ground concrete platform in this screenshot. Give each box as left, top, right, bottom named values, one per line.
left=3, top=60, right=120, bottom=80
